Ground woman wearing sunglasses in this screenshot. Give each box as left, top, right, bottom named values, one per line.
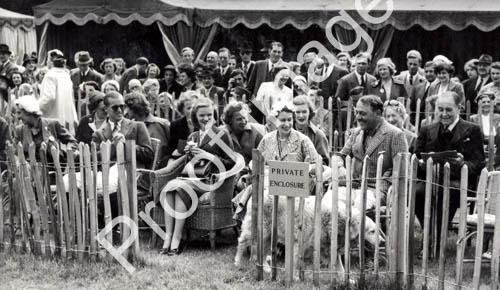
left=367, top=57, right=407, bottom=103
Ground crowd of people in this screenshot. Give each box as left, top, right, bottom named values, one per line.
left=0, top=39, right=499, bottom=257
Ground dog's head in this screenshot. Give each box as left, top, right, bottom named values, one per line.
left=236, top=173, right=251, bottom=192
left=363, top=215, right=385, bottom=248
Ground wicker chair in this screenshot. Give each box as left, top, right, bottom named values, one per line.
left=147, top=152, right=245, bottom=250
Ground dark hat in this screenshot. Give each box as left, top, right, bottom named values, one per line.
left=475, top=54, right=493, bottom=65
left=76, top=51, right=93, bottom=65
left=136, top=57, right=149, bottom=66
left=231, top=86, right=251, bottom=98
left=22, top=52, right=38, bottom=67
left=200, top=68, right=216, bottom=78
left=0, top=44, right=11, bottom=55
left=163, top=64, right=177, bottom=73
left=239, top=41, right=253, bottom=53
left=349, top=86, right=364, bottom=96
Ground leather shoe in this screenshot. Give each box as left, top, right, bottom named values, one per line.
left=159, top=248, right=169, bottom=255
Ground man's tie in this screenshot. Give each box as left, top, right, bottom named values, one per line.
left=361, top=75, right=365, bottom=87
left=243, top=63, right=248, bottom=74
left=112, top=122, right=119, bottom=136
left=475, top=77, right=483, bottom=93
left=410, top=74, right=414, bottom=86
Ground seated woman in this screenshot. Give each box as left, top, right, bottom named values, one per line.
left=471, top=92, right=500, bottom=144
left=222, top=101, right=264, bottom=165
left=160, top=98, right=235, bottom=255
left=367, top=57, right=407, bottom=103
left=383, top=100, right=417, bottom=152
left=75, top=92, right=107, bottom=144
left=168, top=91, right=199, bottom=159
left=292, top=95, right=329, bottom=164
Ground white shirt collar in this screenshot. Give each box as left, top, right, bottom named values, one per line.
left=354, top=71, right=364, bottom=84
left=447, top=116, right=460, bottom=131
left=268, top=59, right=280, bottom=71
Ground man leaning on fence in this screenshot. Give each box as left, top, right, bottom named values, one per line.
left=333, top=95, right=409, bottom=198
left=414, top=91, right=485, bottom=254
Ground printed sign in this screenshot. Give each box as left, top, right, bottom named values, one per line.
left=268, top=160, right=310, bottom=197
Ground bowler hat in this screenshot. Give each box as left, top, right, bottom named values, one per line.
left=475, top=54, right=493, bottom=65
left=76, top=51, right=93, bottom=65
left=0, top=44, right=11, bottom=55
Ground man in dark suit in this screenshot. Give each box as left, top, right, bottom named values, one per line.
left=70, top=51, right=103, bottom=96
left=119, top=57, right=149, bottom=94
left=335, top=53, right=376, bottom=130
left=0, top=44, right=19, bottom=79
left=335, top=52, right=376, bottom=101
left=214, top=48, right=233, bottom=90
left=409, top=61, right=435, bottom=123
left=198, top=68, right=225, bottom=117
left=463, top=54, right=493, bottom=113
left=92, top=91, right=153, bottom=169
left=236, top=42, right=255, bottom=80
left=414, top=91, right=485, bottom=252
left=308, top=56, right=349, bottom=107
left=247, top=41, right=286, bottom=96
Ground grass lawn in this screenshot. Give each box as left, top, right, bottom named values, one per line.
left=0, top=229, right=494, bottom=290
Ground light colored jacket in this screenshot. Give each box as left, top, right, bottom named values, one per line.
left=39, top=67, right=78, bottom=132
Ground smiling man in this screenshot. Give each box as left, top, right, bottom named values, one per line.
left=334, top=95, right=408, bottom=195
left=414, top=91, right=485, bottom=253
left=92, top=91, right=153, bottom=169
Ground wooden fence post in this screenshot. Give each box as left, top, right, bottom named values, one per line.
left=455, top=165, right=468, bottom=290
left=491, top=173, right=500, bottom=290
left=116, top=141, right=131, bottom=259
left=16, top=144, right=42, bottom=256
left=328, top=97, right=333, bottom=154
left=83, top=144, right=97, bottom=261
left=313, top=157, right=323, bottom=286
left=374, top=153, right=384, bottom=277
left=344, top=156, right=352, bottom=285
left=438, top=163, right=451, bottom=290
left=251, top=149, right=264, bottom=281
left=358, top=156, right=369, bottom=286
left=473, top=169, right=489, bottom=290
left=40, top=143, right=61, bottom=257
left=330, top=156, right=339, bottom=283
left=125, top=140, right=139, bottom=256
left=100, top=141, right=113, bottom=247
left=406, top=155, right=418, bottom=290
left=422, top=158, right=433, bottom=288
left=51, top=146, right=73, bottom=259
left=28, top=143, right=51, bottom=257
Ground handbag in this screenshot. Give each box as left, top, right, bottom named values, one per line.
left=181, top=158, right=214, bottom=178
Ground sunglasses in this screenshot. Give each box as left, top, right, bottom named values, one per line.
left=111, top=104, right=126, bottom=112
